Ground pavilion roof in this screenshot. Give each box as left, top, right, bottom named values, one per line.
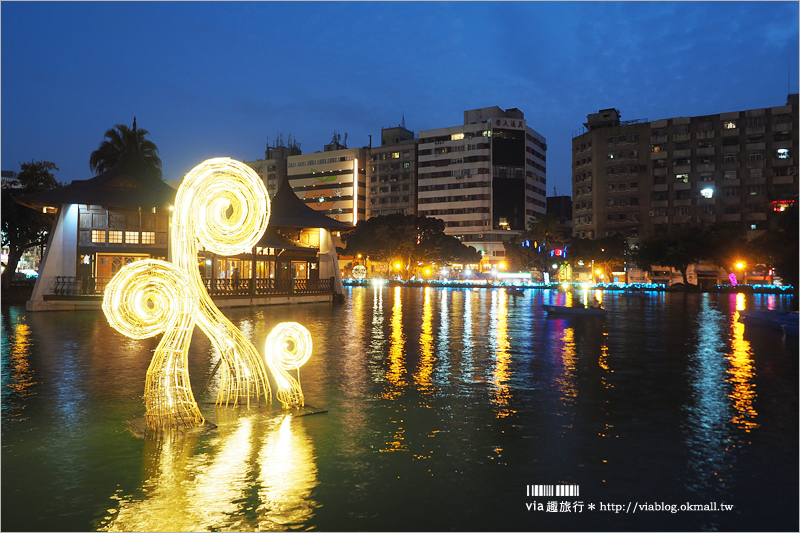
left=257, top=225, right=316, bottom=251
left=268, top=174, right=353, bottom=230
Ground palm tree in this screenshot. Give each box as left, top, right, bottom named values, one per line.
left=89, top=118, right=162, bottom=178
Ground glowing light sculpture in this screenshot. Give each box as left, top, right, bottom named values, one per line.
left=102, top=259, right=204, bottom=431
left=264, top=322, right=313, bottom=408
left=352, top=265, right=367, bottom=279
left=102, top=157, right=315, bottom=431
left=171, top=158, right=273, bottom=408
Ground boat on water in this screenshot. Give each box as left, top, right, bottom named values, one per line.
left=507, top=288, right=525, bottom=296
left=738, top=309, right=798, bottom=335
left=542, top=303, right=607, bottom=316
left=621, top=289, right=648, bottom=297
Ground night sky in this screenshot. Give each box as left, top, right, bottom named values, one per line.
left=2, top=1, right=798, bottom=197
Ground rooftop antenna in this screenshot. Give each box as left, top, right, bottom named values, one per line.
left=400, top=112, right=406, bottom=129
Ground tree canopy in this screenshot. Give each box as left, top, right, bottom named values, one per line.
left=631, top=225, right=710, bottom=286
left=341, top=214, right=480, bottom=280
left=503, top=213, right=571, bottom=277
left=1, top=161, right=60, bottom=291
left=89, top=119, right=162, bottom=178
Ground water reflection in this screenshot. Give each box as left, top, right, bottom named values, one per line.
left=98, top=411, right=318, bottom=531
left=415, top=287, right=435, bottom=394
left=1, top=309, right=37, bottom=425
left=489, top=290, right=513, bottom=418
left=383, top=286, right=407, bottom=399
left=728, top=294, right=758, bottom=433
left=685, top=296, right=731, bottom=493
left=684, top=293, right=759, bottom=497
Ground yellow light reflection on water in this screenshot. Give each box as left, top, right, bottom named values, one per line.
left=415, top=287, right=435, bottom=394
left=735, top=292, right=746, bottom=311
left=7, top=318, right=35, bottom=400
left=556, top=327, right=578, bottom=432
left=489, top=290, right=513, bottom=418
left=729, top=309, right=758, bottom=432
left=99, top=413, right=319, bottom=532
left=383, top=286, right=407, bottom=399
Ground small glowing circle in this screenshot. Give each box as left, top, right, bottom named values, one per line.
left=266, top=322, right=313, bottom=371
left=352, top=265, right=367, bottom=279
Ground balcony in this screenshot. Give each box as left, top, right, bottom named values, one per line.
left=673, top=164, right=691, bottom=174
left=773, top=175, right=796, bottom=185
left=696, top=147, right=716, bottom=157
left=673, top=182, right=691, bottom=191
left=772, top=158, right=794, bottom=167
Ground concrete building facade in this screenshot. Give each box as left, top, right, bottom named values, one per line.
left=287, top=134, right=367, bottom=225
left=367, top=125, right=418, bottom=218
left=417, top=106, right=547, bottom=271
left=245, top=136, right=302, bottom=198
left=571, top=95, right=799, bottom=241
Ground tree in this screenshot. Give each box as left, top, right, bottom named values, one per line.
left=342, top=214, right=480, bottom=280
left=503, top=213, right=570, bottom=277
left=751, top=204, right=799, bottom=290
left=89, top=118, right=162, bottom=178
left=704, top=223, right=754, bottom=278
left=1, top=161, right=60, bottom=291
left=632, top=226, right=709, bottom=286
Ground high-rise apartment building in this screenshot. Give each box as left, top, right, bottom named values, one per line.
left=286, top=133, right=367, bottom=225
left=367, top=124, right=418, bottom=217
left=245, top=135, right=302, bottom=198
left=417, top=106, right=547, bottom=270
left=571, top=95, right=798, bottom=240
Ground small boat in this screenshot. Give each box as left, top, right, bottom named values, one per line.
left=542, top=303, right=607, bottom=316
left=621, top=289, right=648, bottom=297
left=507, top=288, right=525, bottom=296
left=738, top=309, right=798, bottom=332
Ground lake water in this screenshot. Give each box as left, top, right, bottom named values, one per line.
left=2, top=287, right=798, bottom=532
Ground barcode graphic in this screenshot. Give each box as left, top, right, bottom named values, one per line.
left=526, top=484, right=580, bottom=497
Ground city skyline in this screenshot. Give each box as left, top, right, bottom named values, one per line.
left=2, top=1, right=798, bottom=197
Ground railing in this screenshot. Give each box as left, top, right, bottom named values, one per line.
left=46, top=276, right=335, bottom=299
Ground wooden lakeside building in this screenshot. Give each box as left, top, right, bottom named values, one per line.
left=19, top=144, right=349, bottom=312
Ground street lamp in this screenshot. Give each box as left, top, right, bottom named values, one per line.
left=735, top=261, right=747, bottom=285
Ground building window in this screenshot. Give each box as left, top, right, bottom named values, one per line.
left=746, top=116, right=764, bottom=127
left=749, top=168, right=763, bottom=179
left=141, top=232, right=156, bottom=244
left=724, top=170, right=737, bottom=180
left=724, top=120, right=737, bottom=129
left=701, top=205, right=714, bottom=215
left=748, top=152, right=763, bottom=161
left=748, top=185, right=766, bottom=196
left=776, top=148, right=790, bottom=159
left=675, top=174, right=689, bottom=183
left=651, top=144, right=664, bottom=153
left=700, top=173, right=713, bottom=182
left=125, top=231, right=139, bottom=244
left=723, top=187, right=740, bottom=197
left=700, top=187, right=714, bottom=199
left=108, top=231, right=123, bottom=243
left=91, top=230, right=105, bottom=243
left=724, top=154, right=738, bottom=163
left=676, top=207, right=689, bottom=216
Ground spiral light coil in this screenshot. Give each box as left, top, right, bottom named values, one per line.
left=265, top=322, right=313, bottom=408
left=102, top=259, right=204, bottom=431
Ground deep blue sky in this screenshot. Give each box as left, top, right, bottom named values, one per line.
left=2, top=1, right=798, bottom=197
